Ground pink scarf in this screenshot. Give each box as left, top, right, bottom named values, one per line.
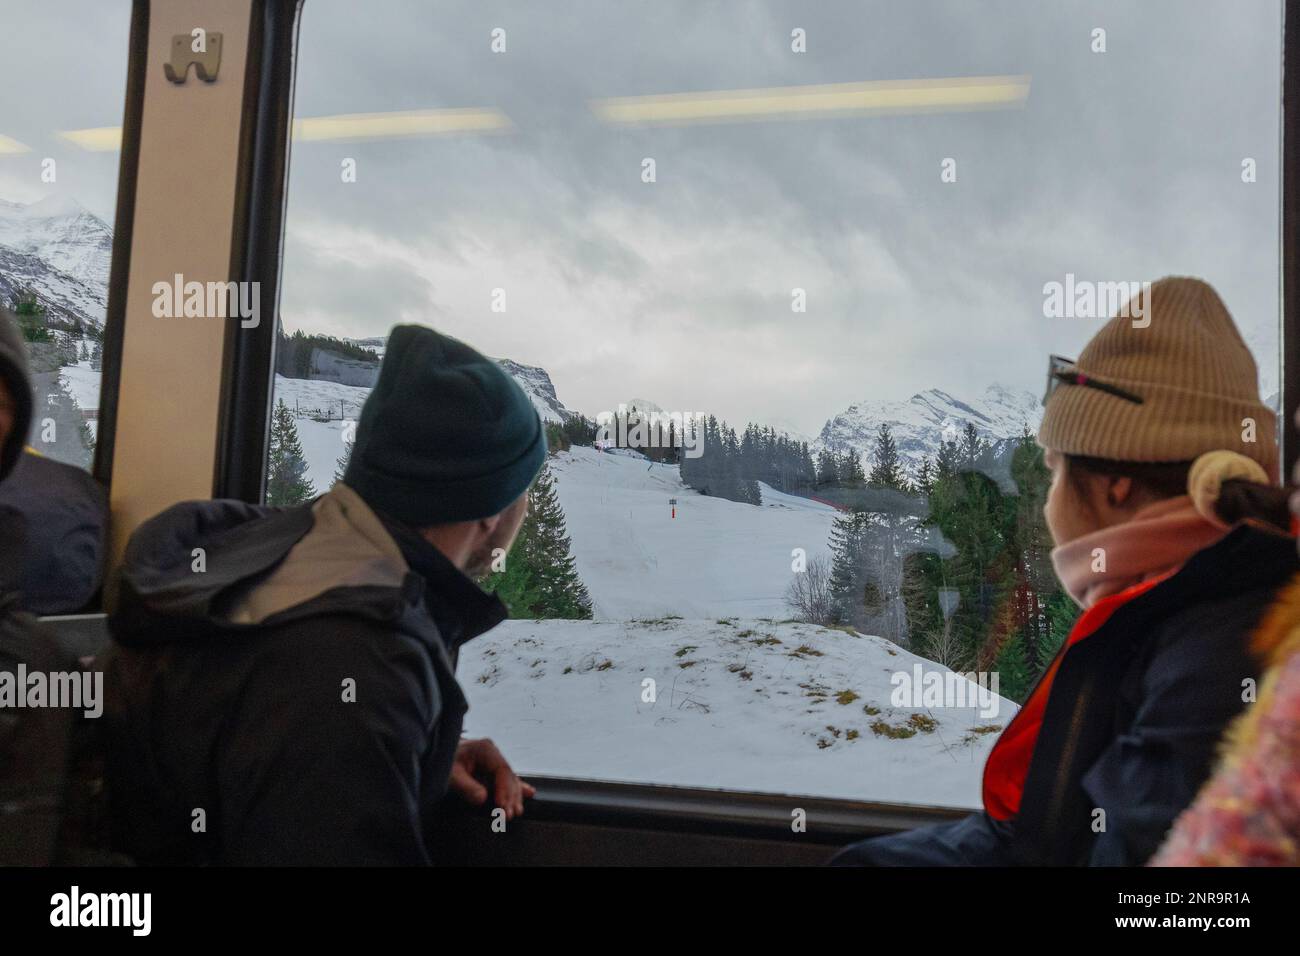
left=1051, top=495, right=1229, bottom=609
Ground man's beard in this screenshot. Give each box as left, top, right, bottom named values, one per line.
left=465, top=524, right=516, bottom=581
left=465, top=548, right=494, bottom=581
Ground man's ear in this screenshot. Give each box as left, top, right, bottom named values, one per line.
left=476, top=512, right=502, bottom=537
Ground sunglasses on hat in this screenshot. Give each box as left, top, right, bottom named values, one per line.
left=1043, top=354, right=1144, bottom=407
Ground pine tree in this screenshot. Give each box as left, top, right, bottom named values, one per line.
left=485, top=464, right=592, bottom=619
left=959, top=422, right=989, bottom=470
left=993, top=631, right=1033, bottom=703
left=90, top=341, right=103, bottom=371
left=12, top=290, right=50, bottom=342
left=827, top=510, right=868, bottom=625
left=485, top=529, right=546, bottom=619
left=914, top=456, right=935, bottom=496
left=839, top=449, right=865, bottom=486
left=528, top=465, right=593, bottom=617
left=868, top=423, right=906, bottom=490
left=816, top=448, right=839, bottom=488
left=266, top=398, right=316, bottom=505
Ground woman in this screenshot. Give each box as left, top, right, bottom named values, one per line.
left=833, top=276, right=1297, bottom=866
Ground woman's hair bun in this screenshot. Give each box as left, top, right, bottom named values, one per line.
left=1188, top=450, right=1270, bottom=527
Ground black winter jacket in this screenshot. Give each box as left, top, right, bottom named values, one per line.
left=104, top=496, right=506, bottom=865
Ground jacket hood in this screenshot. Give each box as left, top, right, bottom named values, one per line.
left=111, top=498, right=314, bottom=644
left=0, top=306, right=34, bottom=481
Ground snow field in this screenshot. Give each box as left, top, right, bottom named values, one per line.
left=462, top=616, right=1014, bottom=807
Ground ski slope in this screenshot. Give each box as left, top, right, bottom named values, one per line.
left=462, top=616, right=1013, bottom=807
left=547, top=445, right=837, bottom=621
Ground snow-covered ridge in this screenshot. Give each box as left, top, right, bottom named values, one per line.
left=816, top=384, right=1043, bottom=473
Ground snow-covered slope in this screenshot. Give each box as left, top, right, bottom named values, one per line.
left=0, top=197, right=112, bottom=327
left=547, top=445, right=836, bottom=621
left=462, top=616, right=1014, bottom=806
left=817, top=384, right=1042, bottom=473
left=273, top=373, right=371, bottom=420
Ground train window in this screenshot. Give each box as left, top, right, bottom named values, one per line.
left=271, top=0, right=1283, bottom=806
left=0, top=0, right=130, bottom=472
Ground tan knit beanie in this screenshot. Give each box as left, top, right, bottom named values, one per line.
left=1037, top=276, right=1277, bottom=480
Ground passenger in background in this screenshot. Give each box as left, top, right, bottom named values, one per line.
left=0, top=306, right=85, bottom=864
left=105, top=325, right=546, bottom=865
left=1152, top=430, right=1300, bottom=866
left=0, top=447, right=108, bottom=615
left=833, top=276, right=1298, bottom=866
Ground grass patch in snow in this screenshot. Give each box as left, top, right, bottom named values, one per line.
left=870, top=718, right=917, bottom=739
left=908, top=713, right=938, bottom=733
left=819, top=623, right=862, bottom=637
left=960, top=723, right=1004, bottom=745
left=632, top=615, right=683, bottom=629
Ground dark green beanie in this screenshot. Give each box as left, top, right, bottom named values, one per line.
left=344, top=325, right=546, bottom=526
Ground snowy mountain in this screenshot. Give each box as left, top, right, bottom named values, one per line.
left=816, top=384, right=1043, bottom=474
left=0, top=196, right=112, bottom=328
left=495, top=357, right=575, bottom=423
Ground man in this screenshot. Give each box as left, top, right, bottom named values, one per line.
left=105, top=325, right=546, bottom=864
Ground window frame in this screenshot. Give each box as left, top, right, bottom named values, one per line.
left=78, top=0, right=149, bottom=493
left=204, top=0, right=1300, bottom=848
left=213, top=0, right=301, bottom=502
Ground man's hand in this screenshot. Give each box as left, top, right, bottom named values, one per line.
left=450, top=738, right=536, bottom=819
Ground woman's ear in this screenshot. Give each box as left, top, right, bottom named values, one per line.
left=1106, top=475, right=1134, bottom=508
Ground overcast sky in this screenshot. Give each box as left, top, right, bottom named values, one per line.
left=0, top=1, right=1285, bottom=434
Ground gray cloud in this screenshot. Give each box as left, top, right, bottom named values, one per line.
left=1, top=0, right=1283, bottom=432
